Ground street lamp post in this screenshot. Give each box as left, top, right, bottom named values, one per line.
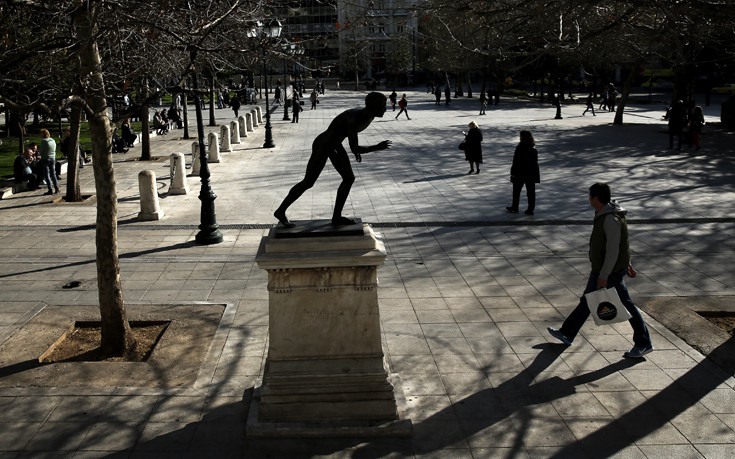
left=192, top=73, right=223, bottom=245
left=281, top=42, right=300, bottom=121
left=247, top=19, right=282, bottom=149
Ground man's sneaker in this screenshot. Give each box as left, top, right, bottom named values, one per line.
left=624, top=345, right=654, bottom=359
left=547, top=327, right=572, bottom=346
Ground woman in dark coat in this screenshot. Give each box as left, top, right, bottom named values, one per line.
left=507, top=130, right=540, bottom=215
left=464, top=121, right=483, bottom=174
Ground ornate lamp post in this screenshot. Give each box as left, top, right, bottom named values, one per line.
left=282, top=42, right=295, bottom=121
left=281, top=43, right=304, bottom=122
left=192, top=72, right=223, bottom=245
left=247, top=19, right=282, bottom=149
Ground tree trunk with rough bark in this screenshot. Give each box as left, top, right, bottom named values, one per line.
left=65, top=106, right=83, bottom=202
left=182, top=92, right=190, bottom=139
left=209, top=77, right=217, bottom=126
left=74, top=4, right=136, bottom=357
left=139, top=79, right=151, bottom=161
left=614, top=66, right=638, bottom=126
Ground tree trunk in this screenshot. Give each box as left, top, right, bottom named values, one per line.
left=208, top=77, right=216, bottom=126
left=613, top=66, right=638, bottom=126
left=74, top=4, right=136, bottom=357
left=182, top=92, right=190, bottom=139
left=65, top=106, right=83, bottom=202
left=466, top=73, right=473, bottom=98
left=139, top=78, right=151, bottom=161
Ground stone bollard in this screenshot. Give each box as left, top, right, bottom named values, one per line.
left=246, top=112, right=254, bottom=132
left=191, top=142, right=201, bottom=176
left=238, top=116, right=248, bottom=138
left=169, top=153, right=190, bottom=195
left=255, top=106, right=263, bottom=124
left=138, top=170, right=164, bottom=221
left=230, top=120, right=241, bottom=144
left=250, top=109, right=259, bottom=127
left=220, top=124, right=232, bottom=152
left=208, top=132, right=221, bottom=163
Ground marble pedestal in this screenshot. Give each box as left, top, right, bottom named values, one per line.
left=249, top=220, right=411, bottom=437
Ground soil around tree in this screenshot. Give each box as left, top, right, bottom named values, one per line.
left=0, top=303, right=227, bottom=388
left=638, top=296, right=735, bottom=376
left=698, top=312, right=735, bottom=335
left=39, top=321, right=169, bottom=363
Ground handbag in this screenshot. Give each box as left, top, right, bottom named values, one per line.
left=458, top=141, right=466, bottom=151
left=584, top=287, right=632, bottom=326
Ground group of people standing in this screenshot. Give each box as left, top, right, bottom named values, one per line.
left=13, top=129, right=60, bottom=195
left=666, top=99, right=705, bottom=151
left=459, top=122, right=539, bottom=215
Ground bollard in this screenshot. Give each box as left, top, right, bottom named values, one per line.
left=246, top=112, right=254, bottom=132
left=191, top=142, right=201, bottom=176
left=255, top=105, right=263, bottom=124
left=250, top=109, right=259, bottom=127
left=138, top=170, right=164, bottom=221
left=230, top=120, right=241, bottom=144
left=208, top=132, right=221, bottom=163
left=169, top=153, right=190, bottom=195
left=220, top=124, right=232, bottom=152
left=238, top=116, right=248, bottom=138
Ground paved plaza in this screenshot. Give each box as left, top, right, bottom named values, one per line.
left=0, top=89, right=734, bottom=457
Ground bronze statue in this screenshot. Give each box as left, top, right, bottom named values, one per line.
left=274, top=92, right=392, bottom=228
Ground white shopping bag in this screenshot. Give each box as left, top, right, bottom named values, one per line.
left=585, top=287, right=632, bottom=326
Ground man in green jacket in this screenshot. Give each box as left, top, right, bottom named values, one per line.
left=548, top=182, right=653, bottom=358
left=40, top=129, right=59, bottom=195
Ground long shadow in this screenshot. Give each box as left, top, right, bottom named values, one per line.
left=349, top=337, right=735, bottom=457
left=0, top=240, right=197, bottom=279
left=347, top=343, right=643, bottom=457
left=403, top=172, right=469, bottom=183
left=549, top=334, right=735, bottom=458
left=0, top=359, right=45, bottom=378
left=0, top=198, right=58, bottom=211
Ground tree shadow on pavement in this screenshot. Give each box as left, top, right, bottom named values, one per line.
left=0, top=240, right=198, bottom=279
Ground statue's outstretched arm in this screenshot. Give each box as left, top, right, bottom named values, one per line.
left=348, top=134, right=391, bottom=163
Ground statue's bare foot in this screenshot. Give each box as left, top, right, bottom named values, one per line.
left=274, top=210, right=295, bottom=228
left=331, top=216, right=356, bottom=226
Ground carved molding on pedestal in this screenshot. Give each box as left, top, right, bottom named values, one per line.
left=268, top=269, right=291, bottom=293
left=266, top=266, right=378, bottom=293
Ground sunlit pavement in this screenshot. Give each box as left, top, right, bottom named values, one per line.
left=0, top=89, right=734, bottom=457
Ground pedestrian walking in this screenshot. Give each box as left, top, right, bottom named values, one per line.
left=582, top=93, right=596, bottom=116
left=39, top=129, right=59, bottom=195
left=506, top=130, right=539, bottom=215
left=598, top=86, right=608, bottom=111
left=607, top=83, right=618, bottom=112
left=395, top=94, right=410, bottom=120
left=310, top=88, right=319, bottom=110
left=291, top=92, right=301, bottom=123
left=389, top=90, right=398, bottom=111
left=667, top=100, right=687, bottom=150
left=444, top=85, right=451, bottom=105
left=434, top=86, right=442, bottom=105
left=231, top=94, right=241, bottom=118
left=688, top=106, right=705, bottom=150
left=463, top=121, right=482, bottom=174
left=548, top=182, right=653, bottom=359
left=479, top=91, right=487, bottom=115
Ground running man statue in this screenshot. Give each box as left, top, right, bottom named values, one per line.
left=274, top=92, right=392, bottom=228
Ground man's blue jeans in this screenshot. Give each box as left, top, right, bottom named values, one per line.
left=560, top=270, right=652, bottom=348
left=42, top=158, right=59, bottom=192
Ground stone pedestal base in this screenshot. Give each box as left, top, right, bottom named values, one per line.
left=246, top=374, right=412, bottom=438
left=250, top=221, right=411, bottom=437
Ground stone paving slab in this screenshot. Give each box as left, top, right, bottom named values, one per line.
left=0, top=90, right=734, bottom=456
